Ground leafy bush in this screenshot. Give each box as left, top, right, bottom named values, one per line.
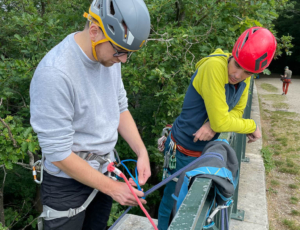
left=0, top=0, right=294, bottom=228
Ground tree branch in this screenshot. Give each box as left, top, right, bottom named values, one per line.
left=14, top=162, right=33, bottom=171
left=0, top=117, right=18, bottom=148
left=233, top=15, right=243, bottom=21
left=21, top=216, right=39, bottom=230
left=27, top=150, right=35, bottom=167
left=11, top=90, right=27, bottom=107
left=194, top=14, right=208, bottom=26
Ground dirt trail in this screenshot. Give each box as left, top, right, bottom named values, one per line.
left=256, top=74, right=300, bottom=114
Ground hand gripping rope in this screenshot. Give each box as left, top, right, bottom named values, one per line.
left=108, top=154, right=210, bottom=230
left=107, top=162, right=158, bottom=230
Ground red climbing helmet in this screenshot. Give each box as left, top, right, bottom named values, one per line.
left=232, top=27, right=277, bottom=73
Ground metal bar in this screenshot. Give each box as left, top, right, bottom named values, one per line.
left=169, top=178, right=213, bottom=230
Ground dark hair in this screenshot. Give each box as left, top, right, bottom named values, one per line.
left=84, top=16, right=100, bottom=30
left=85, top=20, right=90, bottom=29
left=233, top=58, right=254, bottom=75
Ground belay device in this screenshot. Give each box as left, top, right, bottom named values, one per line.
left=171, top=139, right=239, bottom=229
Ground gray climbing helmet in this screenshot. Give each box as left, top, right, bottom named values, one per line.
left=84, top=0, right=151, bottom=52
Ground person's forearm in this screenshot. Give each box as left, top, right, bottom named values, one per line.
left=52, top=152, right=116, bottom=195
left=52, top=152, right=147, bottom=206
left=118, top=110, right=147, bottom=157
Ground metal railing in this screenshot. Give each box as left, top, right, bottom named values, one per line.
left=169, top=76, right=255, bottom=230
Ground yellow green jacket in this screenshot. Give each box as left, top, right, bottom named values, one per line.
left=172, top=48, right=256, bottom=151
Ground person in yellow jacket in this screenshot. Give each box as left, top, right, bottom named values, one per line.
left=158, top=27, right=277, bottom=230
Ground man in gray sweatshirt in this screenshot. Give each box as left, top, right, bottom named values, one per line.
left=30, top=0, right=151, bottom=229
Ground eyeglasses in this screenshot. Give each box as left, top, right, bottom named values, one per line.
left=109, top=41, right=131, bottom=57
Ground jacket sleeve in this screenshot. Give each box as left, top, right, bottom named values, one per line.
left=30, top=67, right=74, bottom=162
left=193, top=60, right=256, bottom=134
left=229, top=77, right=250, bottom=119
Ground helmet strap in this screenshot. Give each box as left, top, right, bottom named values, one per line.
left=91, top=38, right=108, bottom=61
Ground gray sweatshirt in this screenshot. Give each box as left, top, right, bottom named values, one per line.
left=30, top=33, right=128, bottom=178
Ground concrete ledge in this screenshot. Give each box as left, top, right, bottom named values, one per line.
left=112, top=214, right=158, bottom=230
left=230, top=82, right=268, bottom=230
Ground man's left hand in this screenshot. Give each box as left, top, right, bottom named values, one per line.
left=136, top=151, right=151, bottom=186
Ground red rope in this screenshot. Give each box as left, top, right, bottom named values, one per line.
left=107, top=163, right=158, bottom=230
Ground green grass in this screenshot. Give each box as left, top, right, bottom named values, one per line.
left=261, top=83, right=278, bottom=92
left=279, top=167, right=300, bottom=175
left=290, top=196, right=299, bottom=204
left=262, top=132, right=269, bottom=141
left=261, top=147, right=274, bottom=173
left=271, top=180, right=280, bottom=186
left=275, top=160, right=284, bottom=167
left=262, top=94, right=285, bottom=102
left=286, top=158, right=295, bottom=167
left=291, top=210, right=300, bottom=216
left=290, top=154, right=300, bottom=159
left=270, top=111, right=298, bottom=122
left=275, top=137, right=288, bottom=146
left=282, top=219, right=300, bottom=230
left=286, top=147, right=295, bottom=153
left=259, top=87, right=300, bottom=229
left=289, top=184, right=299, bottom=189
left=274, top=151, right=280, bottom=155
left=268, top=187, right=278, bottom=194
left=273, top=102, right=289, bottom=109
left=270, top=144, right=282, bottom=151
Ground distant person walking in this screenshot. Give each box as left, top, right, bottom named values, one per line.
left=281, top=66, right=292, bottom=95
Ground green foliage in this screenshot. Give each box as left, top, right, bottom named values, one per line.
left=260, top=83, right=278, bottom=92
left=0, top=166, right=39, bottom=229
left=0, top=116, right=39, bottom=169
left=107, top=203, right=125, bottom=227
left=0, top=0, right=294, bottom=228
left=0, top=223, right=8, bottom=230
left=261, top=146, right=275, bottom=173
left=272, top=0, right=300, bottom=74
left=290, top=196, right=299, bottom=204
left=291, top=209, right=300, bottom=216
left=282, top=219, right=300, bottom=230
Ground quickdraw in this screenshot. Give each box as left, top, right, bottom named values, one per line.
left=168, top=143, right=176, bottom=170
left=160, top=125, right=178, bottom=179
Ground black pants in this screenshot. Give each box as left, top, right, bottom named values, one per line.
left=41, top=171, right=113, bottom=230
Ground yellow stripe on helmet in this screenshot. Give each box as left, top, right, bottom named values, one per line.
left=83, top=8, right=136, bottom=52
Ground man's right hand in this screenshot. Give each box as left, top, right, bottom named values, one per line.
left=246, top=126, right=261, bottom=143
left=108, top=180, right=146, bottom=206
